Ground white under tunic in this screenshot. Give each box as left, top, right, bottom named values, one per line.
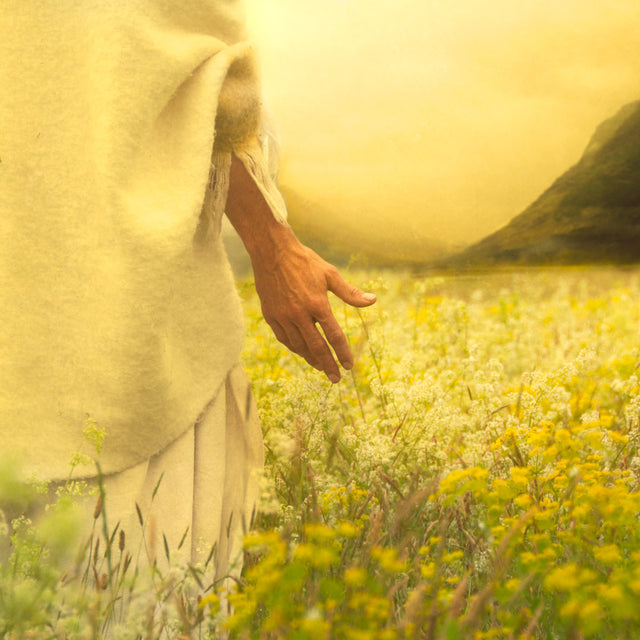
left=0, top=0, right=285, bottom=563
left=100, top=364, right=263, bottom=574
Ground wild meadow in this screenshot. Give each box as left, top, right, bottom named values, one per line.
left=2, top=266, right=640, bottom=639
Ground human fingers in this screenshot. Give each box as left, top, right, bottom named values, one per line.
left=297, top=318, right=342, bottom=383
left=269, top=318, right=319, bottom=370
left=326, top=268, right=376, bottom=308
left=316, top=312, right=353, bottom=371
left=272, top=313, right=344, bottom=383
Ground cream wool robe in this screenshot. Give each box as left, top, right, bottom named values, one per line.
left=0, top=1, right=285, bottom=558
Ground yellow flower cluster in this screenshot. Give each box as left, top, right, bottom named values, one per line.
left=234, top=267, right=640, bottom=639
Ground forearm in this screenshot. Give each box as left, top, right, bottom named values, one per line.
left=223, top=152, right=376, bottom=383
left=224, top=153, right=296, bottom=267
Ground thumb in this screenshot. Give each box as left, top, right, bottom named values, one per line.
left=328, top=271, right=376, bottom=307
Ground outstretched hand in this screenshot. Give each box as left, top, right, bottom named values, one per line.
left=252, top=232, right=376, bottom=382
left=224, top=153, right=376, bottom=383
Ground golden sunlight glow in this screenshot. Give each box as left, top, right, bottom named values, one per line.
left=244, top=0, right=640, bottom=249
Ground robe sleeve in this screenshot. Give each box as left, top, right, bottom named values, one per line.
left=199, top=48, right=289, bottom=244
left=0, top=0, right=289, bottom=479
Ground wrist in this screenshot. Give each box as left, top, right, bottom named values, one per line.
left=246, top=219, right=300, bottom=269
left=225, top=153, right=298, bottom=264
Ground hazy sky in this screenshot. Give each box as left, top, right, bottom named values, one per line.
left=244, top=0, right=640, bottom=246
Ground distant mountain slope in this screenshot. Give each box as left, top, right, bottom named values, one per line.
left=444, top=100, right=640, bottom=268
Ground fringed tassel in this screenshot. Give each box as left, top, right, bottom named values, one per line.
left=196, top=148, right=232, bottom=245
left=197, top=132, right=289, bottom=247
left=233, top=137, right=289, bottom=225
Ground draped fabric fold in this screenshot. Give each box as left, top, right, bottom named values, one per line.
left=0, top=0, right=286, bottom=479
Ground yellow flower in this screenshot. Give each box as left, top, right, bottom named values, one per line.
left=337, top=521, right=360, bottom=539
left=593, top=544, right=622, bottom=566
left=304, top=523, right=337, bottom=543
left=532, top=508, right=555, bottom=531
left=598, top=583, right=628, bottom=614
left=372, top=547, right=407, bottom=573
left=509, top=466, right=530, bottom=490
left=578, top=600, right=604, bottom=635
left=513, top=493, right=532, bottom=509
left=344, top=567, right=368, bottom=588
left=608, top=430, right=628, bottom=444
left=581, top=430, right=604, bottom=449
left=544, top=564, right=580, bottom=592
left=443, top=551, right=464, bottom=564
left=294, top=543, right=339, bottom=569
left=198, top=593, right=220, bottom=617
left=555, top=429, right=572, bottom=446
left=420, top=562, right=436, bottom=580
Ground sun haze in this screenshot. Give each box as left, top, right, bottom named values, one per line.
left=243, top=0, right=640, bottom=253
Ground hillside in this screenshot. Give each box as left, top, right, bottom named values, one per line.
left=443, top=100, right=640, bottom=268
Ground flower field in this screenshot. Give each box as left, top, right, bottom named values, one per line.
left=2, top=266, right=640, bottom=639
left=234, top=266, right=640, bottom=640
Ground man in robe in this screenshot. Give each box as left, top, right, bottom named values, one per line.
left=0, top=0, right=375, bottom=577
